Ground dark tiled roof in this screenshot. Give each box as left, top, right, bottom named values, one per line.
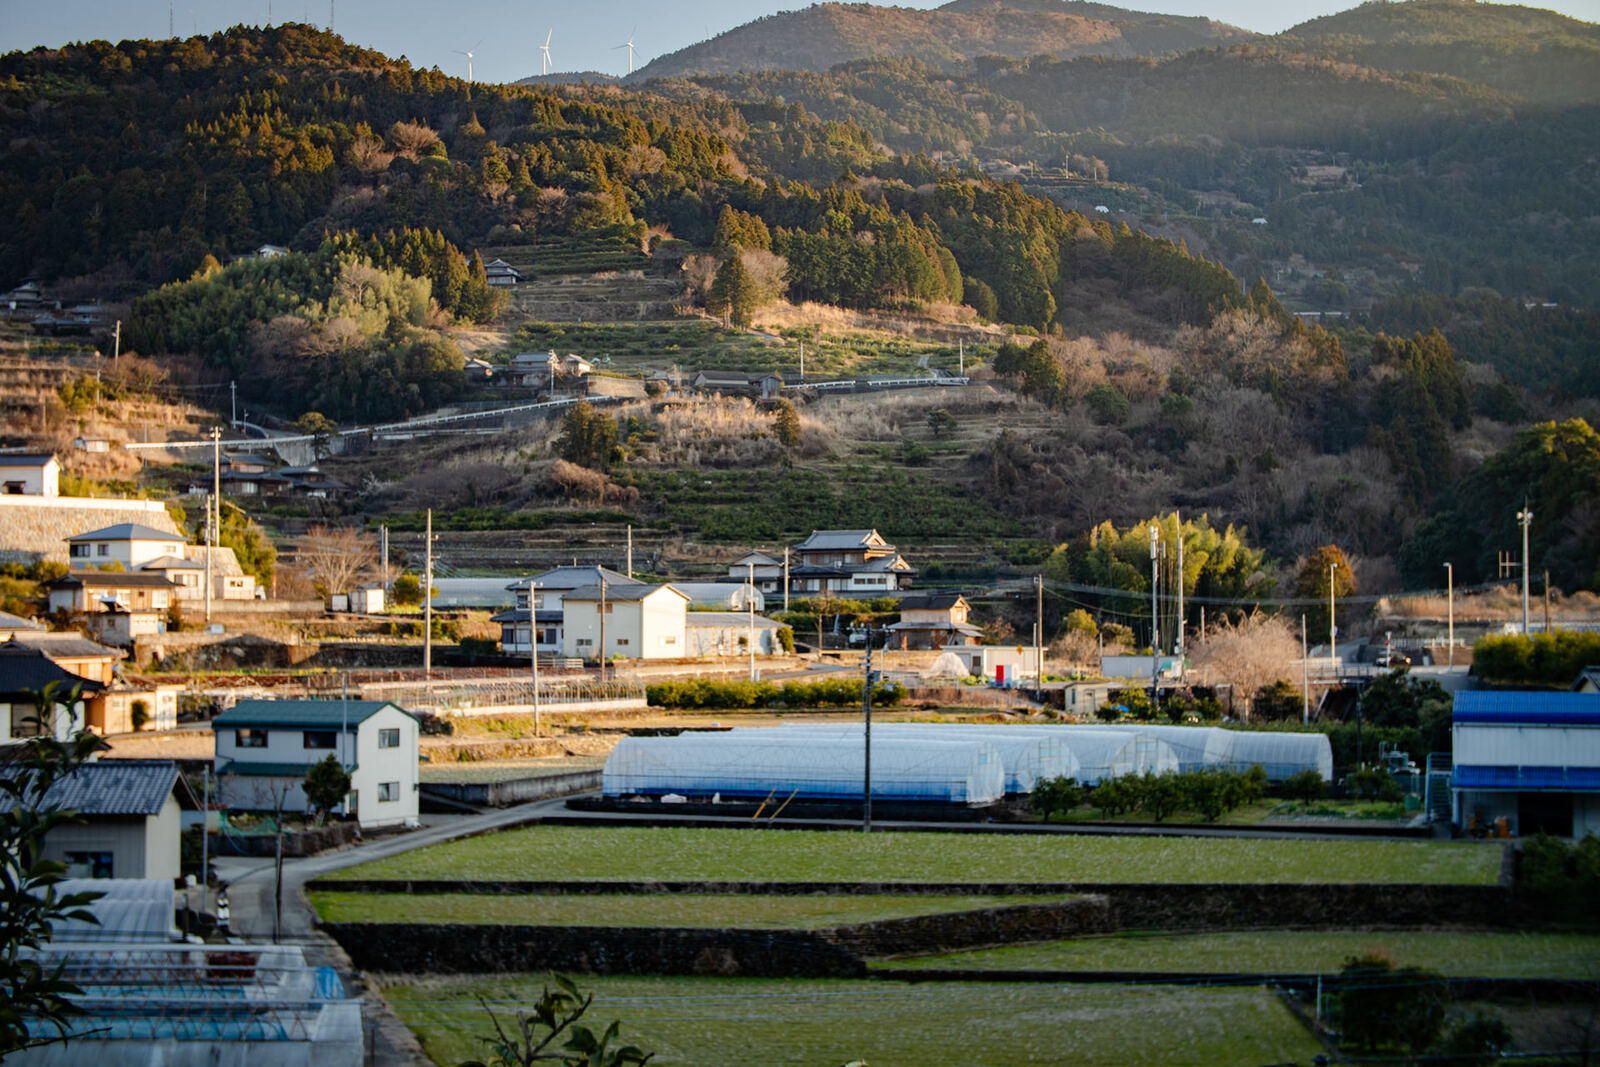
left=0, top=759, right=178, bottom=816
left=9, top=633, right=125, bottom=660
left=48, top=571, right=180, bottom=589
left=0, top=452, right=58, bottom=465
left=562, top=582, right=686, bottom=603
left=897, top=592, right=966, bottom=611
left=213, top=699, right=416, bottom=729
left=0, top=640, right=108, bottom=695
left=796, top=529, right=889, bottom=551
left=0, top=610, right=46, bottom=632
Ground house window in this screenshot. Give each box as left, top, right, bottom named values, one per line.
left=64, top=851, right=114, bottom=878
left=378, top=781, right=399, bottom=802
left=576, top=638, right=593, bottom=649
left=663, top=636, right=676, bottom=646
left=96, top=544, right=108, bottom=556
left=596, top=603, right=613, bottom=614
left=70, top=544, right=90, bottom=558
left=378, top=728, right=400, bottom=749
left=616, top=638, right=629, bottom=647
left=303, top=730, right=336, bottom=749
left=235, top=729, right=268, bottom=748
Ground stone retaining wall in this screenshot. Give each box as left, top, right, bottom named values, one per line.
left=320, top=922, right=863, bottom=978
left=824, top=897, right=1115, bottom=958
left=0, top=496, right=180, bottom=564
left=313, top=879, right=1516, bottom=930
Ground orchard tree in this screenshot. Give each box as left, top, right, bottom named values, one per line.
left=303, top=754, right=351, bottom=825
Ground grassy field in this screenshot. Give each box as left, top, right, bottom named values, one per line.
left=508, top=320, right=992, bottom=378
left=383, top=975, right=1324, bottom=1066
left=309, top=892, right=1067, bottom=929
left=884, top=930, right=1600, bottom=977
left=326, top=826, right=1504, bottom=885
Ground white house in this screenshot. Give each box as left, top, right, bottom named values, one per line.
left=66, top=523, right=188, bottom=570
left=886, top=592, right=981, bottom=650
left=1451, top=690, right=1600, bottom=838
left=0, top=759, right=187, bottom=880
left=213, top=699, right=420, bottom=829
left=0, top=453, right=60, bottom=497
left=64, top=523, right=257, bottom=602
left=494, top=565, right=632, bottom=655
left=561, top=582, right=688, bottom=662
left=685, top=612, right=787, bottom=657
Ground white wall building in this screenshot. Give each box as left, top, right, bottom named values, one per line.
left=1452, top=690, right=1600, bottom=838
left=562, top=583, right=688, bottom=662
left=2, top=760, right=187, bottom=880
left=495, top=565, right=632, bottom=655
left=0, top=453, right=60, bottom=496
left=213, top=699, right=419, bottom=829
left=685, top=611, right=786, bottom=657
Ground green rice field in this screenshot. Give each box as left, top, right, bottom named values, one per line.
left=384, top=975, right=1324, bottom=1066
left=883, top=930, right=1600, bottom=977
left=326, top=826, right=1504, bottom=885
left=309, top=891, right=1066, bottom=929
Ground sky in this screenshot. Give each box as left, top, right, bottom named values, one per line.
left=1, top=0, right=1597, bottom=84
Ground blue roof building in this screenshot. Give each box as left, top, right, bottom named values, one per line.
left=1452, top=690, right=1600, bottom=838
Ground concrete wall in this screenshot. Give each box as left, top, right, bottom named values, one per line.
left=421, top=769, right=601, bottom=807
left=0, top=496, right=181, bottom=564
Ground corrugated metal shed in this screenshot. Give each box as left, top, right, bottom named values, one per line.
left=0, top=760, right=179, bottom=816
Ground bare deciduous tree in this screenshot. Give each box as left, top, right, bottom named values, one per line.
left=1190, top=611, right=1300, bottom=720
left=295, top=526, right=378, bottom=598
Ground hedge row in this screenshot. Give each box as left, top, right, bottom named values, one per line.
left=645, top=678, right=902, bottom=710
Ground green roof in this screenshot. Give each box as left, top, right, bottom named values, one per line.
left=212, top=699, right=416, bottom=730
left=218, top=760, right=358, bottom=777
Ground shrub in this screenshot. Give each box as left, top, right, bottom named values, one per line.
left=1336, top=951, right=1448, bottom=1054
left=1517, top=833, right=1600, bottom=921
left=458, top=636, right=498, bottom=656
left=1140, top=772, right=1186, bottom=821
left=1092, top=777, right=1139, bottom=817
left=1108, top=686, right=1153, bottom=720
left=1282, top=769, right=1328, bottom=803
left=1031, top=776, right=1084, bottom=822
left=417, top=711, right=454, bottom=736
left=1474, top=631, right=1600, bottom=685
left=1434, top=1012, right=1513, bottom=1065
left=391, top=573, right=423, bottom=607
left=1345, top=766, right=1405, bottom=803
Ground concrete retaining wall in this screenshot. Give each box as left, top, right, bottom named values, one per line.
left=421, top=770, right=601, bottom=808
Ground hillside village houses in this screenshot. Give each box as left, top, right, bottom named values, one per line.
left=562, top=582, right=691, bottom=661
left=0, top=452, right=60, bottom=495
left=53, top=521, right=257, bottom=605
left=212, top=699, right=420, bottom=829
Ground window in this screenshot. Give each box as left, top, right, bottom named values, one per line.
left=576, top=638, right=593, bottom=649
left=378, top=781, right=399, bottom=802
left=616, top=638, right=629, bottom=647
left=96, top=544, right=108, bottom=557
left=3, top=481, right=23, bottom=495
left=235, top=729, right=268, bottom=748
left=65, top=851, right=113, bottom=878
left=596, top=603, right=614, bottom=614
left=70, top=544, right=90, bottom=558
left=663, top=636, right=676, bottom=646
left=378, top=728, right=400, bottom=749
left=303, top=730, right=336, bottom=749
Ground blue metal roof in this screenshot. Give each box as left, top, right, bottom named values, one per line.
left=1454, top=764, right=1600, bottom=792
left=1452, top=690, right=1600, bottom=725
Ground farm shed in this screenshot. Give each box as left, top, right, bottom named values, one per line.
left=602, top=734, right=1005, bottom=804
left=1451, top=690, right=1600, bottom=838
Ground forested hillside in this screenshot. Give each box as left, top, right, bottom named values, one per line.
left=628, top=0, right=1252, bottom=81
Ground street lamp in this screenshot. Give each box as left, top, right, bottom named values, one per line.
left=1443, top=562, right=1454, bottom=670
left=1328, top=563, right=1337, bottom=670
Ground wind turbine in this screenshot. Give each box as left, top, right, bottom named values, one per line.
left=540, top=28, right=553, bottom=76
left=452, top=39, right=484, bottom=84
left=612, top=27, right=637, bottom=76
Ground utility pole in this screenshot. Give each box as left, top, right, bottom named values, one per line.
left=1328, top=563, right=1337, bottom=669
left=799, top=341, right=805, bottom=382
left=112, top=320, right=120, bottom=366
left=1149, top=524, right=1159, bottom=701
left=1301, top=615, right=1309, bottom=724
left=380, top=525, right=389, bottom=588
left=1518, top=504, right=1533, bottom=636
left=230, top=381, right=236, bottom=427
left=783, top=547, right=790, bottom=613
left=530, top=581, right=541, bottom=737
left=423, top=509, right=433, bottom=677
left=626, top=525, right=633, bottom=578
left=1174, top=511, right=1185, bottom=663
left=862, top=630, right=875, bottom=833
left=1444, top=562, right=1454, bottom=670
left=1544, top=570, right=1551, bottom=635
left=958, top=339, right=964, bottom=377
left=1034, top=573, right=1044, bottom=696
left=747, top=562, right=758, bottom=681
left=205, top=427, right=219, bottom=623
left=598, top=574, right=608, bottom=682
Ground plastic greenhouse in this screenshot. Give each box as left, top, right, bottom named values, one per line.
left=1049, top=728, right=1178, bottom=784
left=1221, top=731, right=1334, bottom=781
left=764, top=724, right=1079, bottom=794
left=602, top=734, right=1006, bottom=804
left=1088, top=725, right=1235, bottom=774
